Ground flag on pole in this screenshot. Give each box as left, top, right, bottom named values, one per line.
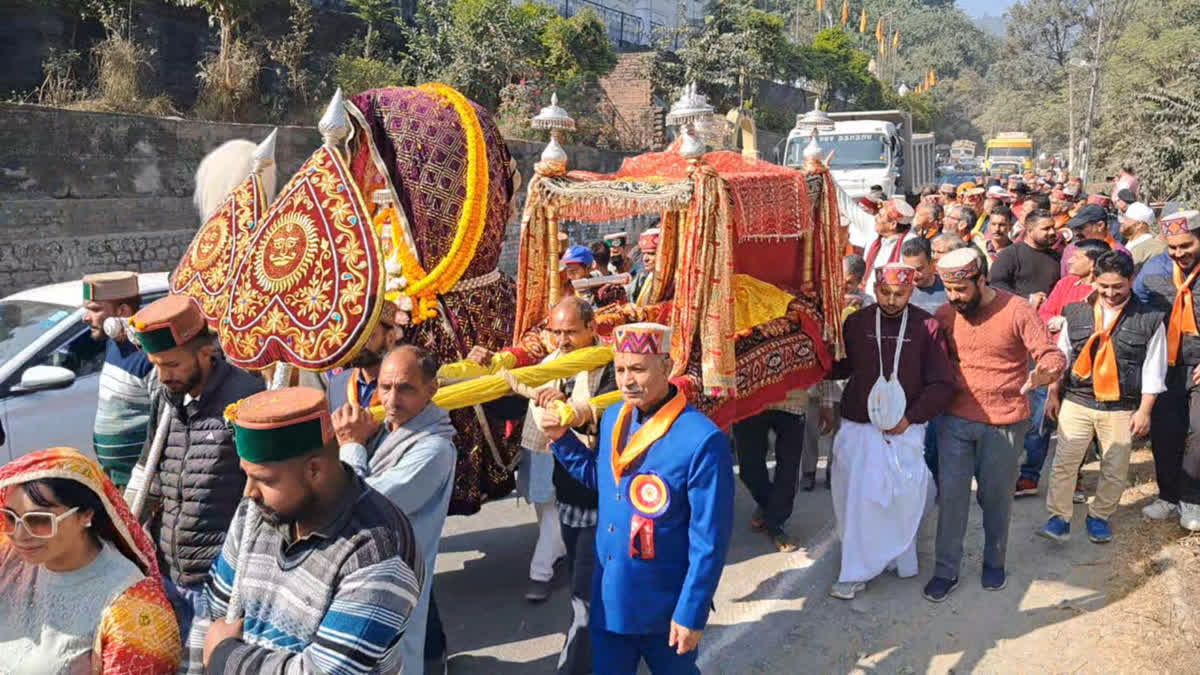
left=859, top=8, right=867, bottom=33
left=875, top=18, right=884, bottom=43
left=841, top=0, right=849, bottom=25
left=930, top=69, right=937, bottom=86
left=816, top=0, right=824, bottom=12
left=892, top=30, right=900, bottom=50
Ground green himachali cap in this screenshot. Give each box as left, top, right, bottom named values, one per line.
left=225, top=386, right=334, bottom=464
left=128, top=294, right=206, bottom=354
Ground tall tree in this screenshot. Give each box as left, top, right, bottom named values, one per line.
left=345, top=0, right=396, bottom=59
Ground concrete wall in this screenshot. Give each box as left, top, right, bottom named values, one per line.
left=0, top=104, right=636, bottom=297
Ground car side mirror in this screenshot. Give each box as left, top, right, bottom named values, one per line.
left=15, top=365, right=76, bottom=393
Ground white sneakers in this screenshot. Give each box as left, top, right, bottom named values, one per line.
left=829, top=581, right=866, bottom=600
left=1181, top=502, right=1200, bottom=532
left=1141, top=499, right=1200, bottom=531
left=1142, top=498, right=1179, bottom=521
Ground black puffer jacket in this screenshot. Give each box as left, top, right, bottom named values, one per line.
left=148, top=358, right=264, bottom=587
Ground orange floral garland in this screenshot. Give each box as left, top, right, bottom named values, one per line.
left=374, top=82, right=490, bottom=326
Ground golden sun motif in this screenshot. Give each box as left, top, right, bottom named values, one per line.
left=191, top=213, right=230, bottom=272
left=253, top=213, right=318, bottom=293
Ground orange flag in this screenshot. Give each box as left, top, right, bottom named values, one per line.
left=875, top=18, right=884, bottom=43
left=892, top=30, right=900, bottom=49
left=841, top=0, right=849, bottom=24
left=930, top=69, right=937, bottom=86
left=859, top=8, right=867, bottom=32
left=816, top=0, right=825, bottom=11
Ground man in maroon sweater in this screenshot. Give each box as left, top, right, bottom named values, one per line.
left=825, top=263, right=956, bottom=600
left=926, top=248, right=1066, bottom=602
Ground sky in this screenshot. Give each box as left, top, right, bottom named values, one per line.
left=957, top=0, right=1018, bottom=18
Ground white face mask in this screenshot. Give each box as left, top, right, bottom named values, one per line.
left=867, top=305, right=909, bottom=431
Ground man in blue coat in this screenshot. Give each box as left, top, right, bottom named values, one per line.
left=543, top=322, right=734, bottom=674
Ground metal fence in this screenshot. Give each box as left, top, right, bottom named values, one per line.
left=558, top=0, right=652, bottom=46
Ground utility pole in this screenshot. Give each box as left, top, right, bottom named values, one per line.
left=1080, top=11, right=1104, bottom=185
left=1067, top=69, right=1075, bottom=174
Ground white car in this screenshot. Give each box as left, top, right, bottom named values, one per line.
left=0, top=273, right=170, bottom=463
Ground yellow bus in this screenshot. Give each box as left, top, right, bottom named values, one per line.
left=983, top=133, right=1034, bottom=174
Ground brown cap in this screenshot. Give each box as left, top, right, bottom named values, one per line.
left=82, top=271, right=138, bottom=303
left=225, top=387, right=333, bottom=463
left=128, top=294, right=206, bottom=354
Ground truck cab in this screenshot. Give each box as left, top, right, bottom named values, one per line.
left=783, top=110, right=933, bottom=200
left=984, top=133, right=1034, bottom=175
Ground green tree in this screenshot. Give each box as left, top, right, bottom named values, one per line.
left=539, top=10, right=617, bottom=86
left=806, top=27, right=884, bottom=110
left=656, top=0, right=801, bottom=111
left=345, top=0, right=396, bottom=59
left=168, top=0, right=267, bottom=93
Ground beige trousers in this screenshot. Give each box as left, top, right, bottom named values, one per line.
left=1046, top=399, right=1133, bottom=522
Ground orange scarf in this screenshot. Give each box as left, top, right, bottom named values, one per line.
left=1167, top=263, right=1200, bottom=365
left=1071, top=301, right=1126, bottom=401
left=346, top=368, right=381, bottom=408
left=610, top=388, right=687, bottom=484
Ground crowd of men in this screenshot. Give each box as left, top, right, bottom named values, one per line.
left=5, top=163, right=1200, bottom=673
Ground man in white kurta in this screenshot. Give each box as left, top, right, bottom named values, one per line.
left=825, top=263, right=957, bottom=599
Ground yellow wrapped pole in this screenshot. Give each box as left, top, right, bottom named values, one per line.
left=370, top=345, right=617, bottom=421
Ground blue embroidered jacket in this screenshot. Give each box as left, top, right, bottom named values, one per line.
left=552, top=398, right=733, bottom=634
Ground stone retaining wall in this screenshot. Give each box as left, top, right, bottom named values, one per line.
left=0, top=104, right=635, bottom=296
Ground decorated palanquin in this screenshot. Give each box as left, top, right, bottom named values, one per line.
left=172, top=85, right=522, bottom=515
left=512, top=144, right=848, bottom=429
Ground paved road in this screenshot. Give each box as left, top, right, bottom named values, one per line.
left=434, top=440, right=1167, bottom=674
left=435, top=460, right=838, bottom=674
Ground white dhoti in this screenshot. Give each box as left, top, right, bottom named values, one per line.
left=831, top=419, right=932, bottom=583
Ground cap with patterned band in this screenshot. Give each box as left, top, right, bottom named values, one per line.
left=82, top=271, right=139, bottom=303
left=1161, top=210, right=1200, bottom=237
left=936, top=247, right=983, bottom=282
left=225, top=386, right=334, bottom=464
left=638, top=228, right=661, bottom=252
left=127, top=294, right=206, bottom=354
left=614, top=322, right=673, bottom=355
left=874, top=263, right=917, bottom=288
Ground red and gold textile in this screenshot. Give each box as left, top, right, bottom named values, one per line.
left=171, top=172, right=267, bottom=329
left=344, top=87, right=519, bottom=515
left=0, top=448, right=180, bottom=674
left=221, top=145, right=384, bottom=372
left=677, top=298, right=831, bottom=429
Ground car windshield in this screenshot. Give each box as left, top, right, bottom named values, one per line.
left=786, top=133, right=888, bottom=169
left=0, top=300, right=75, bottom=364
left=821, top=134, right=888, bottom=169
left=988, top=146, right=1032, bottom=159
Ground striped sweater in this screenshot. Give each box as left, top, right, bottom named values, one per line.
left=93, top=338, right=154, bottom=489
left=205, top=472, right=424, bottom=675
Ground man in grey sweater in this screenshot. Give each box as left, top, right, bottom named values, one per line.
left=333, top=345, right=457, bottom=675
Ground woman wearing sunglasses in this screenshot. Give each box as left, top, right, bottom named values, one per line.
left=0, top=447, right=180, bottom=674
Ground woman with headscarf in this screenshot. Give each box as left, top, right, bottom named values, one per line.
left=0, top=447, right=181, bottom=674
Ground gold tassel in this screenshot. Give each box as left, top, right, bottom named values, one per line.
left=892, top=30, right=900, bottom=50
left=859, top=7, right=867, bottom=32
left=841, top=0, right=848, bottom=24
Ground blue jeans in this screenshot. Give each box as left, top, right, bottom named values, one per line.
left=1020, top=387, right=1053, bottom=483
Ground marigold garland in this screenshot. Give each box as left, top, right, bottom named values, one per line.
left=377, top=82, right=489, bottom=325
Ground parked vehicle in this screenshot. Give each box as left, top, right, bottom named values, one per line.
left=0, top=273, right=169, bottom=462
left=984, top=132, right=1035, bottom=175
left=783, top=109, right=936, bottom=200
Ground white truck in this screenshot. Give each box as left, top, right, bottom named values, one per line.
left=782, top=109, right=935, bottom=200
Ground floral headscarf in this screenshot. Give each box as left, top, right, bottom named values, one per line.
left=0, top=447, right=159, bottom=577
left=0, top=448, right=180, bottom=675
